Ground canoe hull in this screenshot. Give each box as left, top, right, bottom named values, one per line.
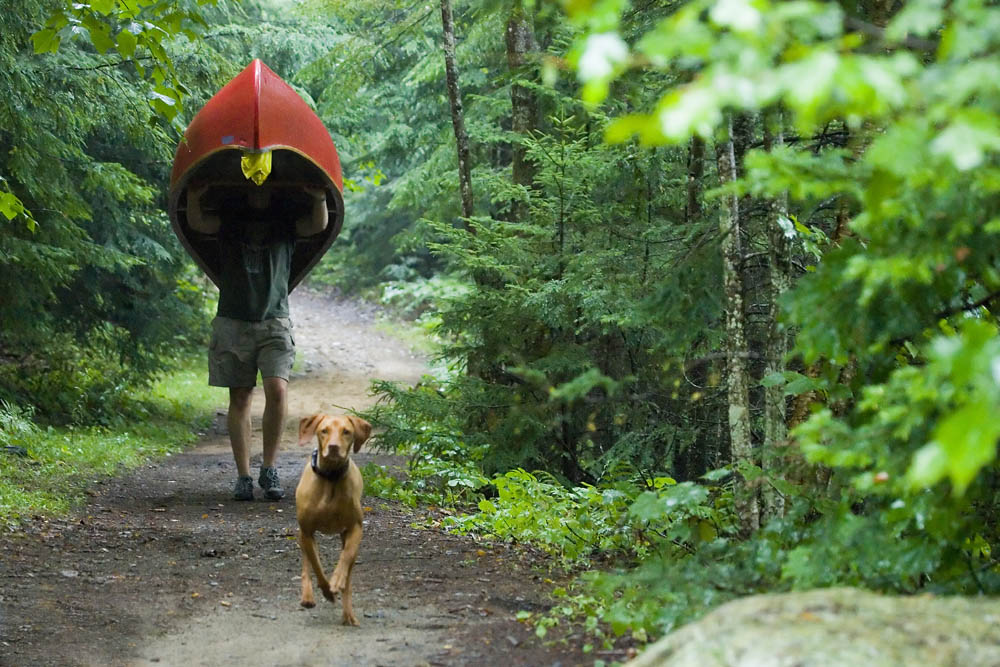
left=168, top=60, right=345, bottom=291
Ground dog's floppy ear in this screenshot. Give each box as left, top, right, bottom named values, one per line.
left=348, top=416, right=372, bottom=453
left=298, top=414, right=324, bottom=446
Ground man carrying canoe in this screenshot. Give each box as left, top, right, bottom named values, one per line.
left=186, top=184, right=328, bottom=501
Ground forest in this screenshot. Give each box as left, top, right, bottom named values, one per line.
left=2, top=0, right=1000, bottom=659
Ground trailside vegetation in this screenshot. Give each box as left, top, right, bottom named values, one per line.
left=329, top=0, right=1000, bottom=647
left=0, top=0, right=214, bottom=425
left=2, top=0, right=1000, bottom=657
left=0, top=0, right=333, bottom=518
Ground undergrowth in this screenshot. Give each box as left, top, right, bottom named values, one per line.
left=357, top=269, right=1000, bottom=654
left=359, top=428, right=745, bottom=651
left=0, top=358, right=223, bottom=529
left=360, top=373, right=1000, bottom=656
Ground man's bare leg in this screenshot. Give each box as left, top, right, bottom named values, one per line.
left=228, top=386, right=254, bottom=476
left=228, top=386, right=255, bottom=500
left=258, top=376, right=288, bottom=499
left=261, top=376, right=288, bottom=468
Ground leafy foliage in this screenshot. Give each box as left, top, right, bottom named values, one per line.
left=0, top=359, right=221, bottom=529
left=378, top=102, right=725, bottom=483
left=449, top=469, right=638, bottom=564
left=5, top=0, right=1000, bottom=651
left=0, top=0, right=336, bottom=425
left=352, top=0, right=1000, bottom=646
left=31, top=0, right=225, bottom=127
left=541, top=0, right=1000, bottom=639
left=0, top=1, right=217, bottom=424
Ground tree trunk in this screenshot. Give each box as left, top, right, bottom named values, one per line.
left=680, top=136, right=709, bottom=481
left=716, top=115, right=759, bottom=536
left=439, top=0, right=474, bottom=223
left=686, top=136, right=705, bottom=223
left=762, top=108, right=790, bottom=521
left=506, top=0, right=538, bottom=221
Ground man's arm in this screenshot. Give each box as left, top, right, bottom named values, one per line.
left=296, top=187, right=329, bottom=237
left=186, top=184, right=221, bottom=234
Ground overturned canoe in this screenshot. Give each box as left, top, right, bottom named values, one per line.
left=168, top=59, right=345, bottom=290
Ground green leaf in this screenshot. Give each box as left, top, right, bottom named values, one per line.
left=148, top=87, right=179, bottom=120
left=31, top=27, right=62, bottom=54
left=628, top=492, right=663, bottom=522
left=783, top=50, right=839, bottom=124
left=563, top=0, right=627, bottom=30
left=906, top=442, right=949, bottom=490
left=930, top=111, right=1000, bottom=172
left=477, top=499, right=497, bottom=513
left=605, top=113, right=661, bottom=144
left=82, top=15, right=115, bottom=54
left=709, top=0, right=762, bottom=33
left=577, top=32, right=628, bottom=82
left=931, top=400, right=1000, bottom=495
left=628, top=483, right=709, bottom=522
left=0, top=191, right=25, bottom=220
left=783, top=372, right=822, bottom=396
left=886, top=0, right=945, bottom=40
left=650, top=476, right=677, bottom=488
left=737, top=461, right=765, bottom=482
left=581, top=78, right=611, bottom=106
left=760, top=371, right=786, bottom=388
left=117, top=28, right=138, bottom=59
left=90, top=0, right=117, bottom=15
left=657, top=82, right=724, bottom=141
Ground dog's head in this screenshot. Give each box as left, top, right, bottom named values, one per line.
left=297, top=414, right=372, bottom=466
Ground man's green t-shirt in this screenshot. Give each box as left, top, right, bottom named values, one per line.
left=216, top=210, right=296, bottom=322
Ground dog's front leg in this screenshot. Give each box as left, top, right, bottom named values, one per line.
left=331, top=522, right=362, bottom=626
left=330, top=522, right=362, bottom=594
left=299, top=528, right=334, bottom=604
left=341, top=562, right=358, bottom=626
left=300, top=551, right=316, bottom=608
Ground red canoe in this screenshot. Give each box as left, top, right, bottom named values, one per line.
left=168, top=59, right=345, bottom=290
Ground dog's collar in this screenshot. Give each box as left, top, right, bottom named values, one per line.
left=311, top=448, right=348, bottom=482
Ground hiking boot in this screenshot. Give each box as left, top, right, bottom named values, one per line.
left=258, top=466, right=284, bottom=500
left=234, top=475, right=254, bottom=501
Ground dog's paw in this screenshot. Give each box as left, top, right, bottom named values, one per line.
left=342, top=610, right=360, bottom=627
left=300, top=598, right=316, bottom=609
left=320, top=586, right=337, bottom=602
left=330, top=572, right=348, bottom=594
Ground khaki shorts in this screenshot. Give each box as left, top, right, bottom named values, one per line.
left=208, top=316, right=296, bottom=387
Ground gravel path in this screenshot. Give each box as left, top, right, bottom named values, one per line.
left=0, top=289, right=588, bottom=666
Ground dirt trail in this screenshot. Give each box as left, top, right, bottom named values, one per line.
left=1, top=290, right=591, bottom=667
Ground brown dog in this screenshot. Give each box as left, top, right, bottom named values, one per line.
left=295, top=413, right=371, bottom=626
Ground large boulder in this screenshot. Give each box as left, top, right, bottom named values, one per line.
left=628, top=587, right=1000, bottom=667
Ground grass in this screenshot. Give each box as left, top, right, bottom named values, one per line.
left=373, top=311, right=440, bottom=357
left=0, top=356, right=225, bottom=529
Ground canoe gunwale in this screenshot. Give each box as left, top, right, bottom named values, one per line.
left=168, top=144, right=345, bottom=292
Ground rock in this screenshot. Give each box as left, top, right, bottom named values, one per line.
left=628, top=587, right=1000, bottom=667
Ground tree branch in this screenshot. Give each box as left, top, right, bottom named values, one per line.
left=844, top=16, right=939, bottom=52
